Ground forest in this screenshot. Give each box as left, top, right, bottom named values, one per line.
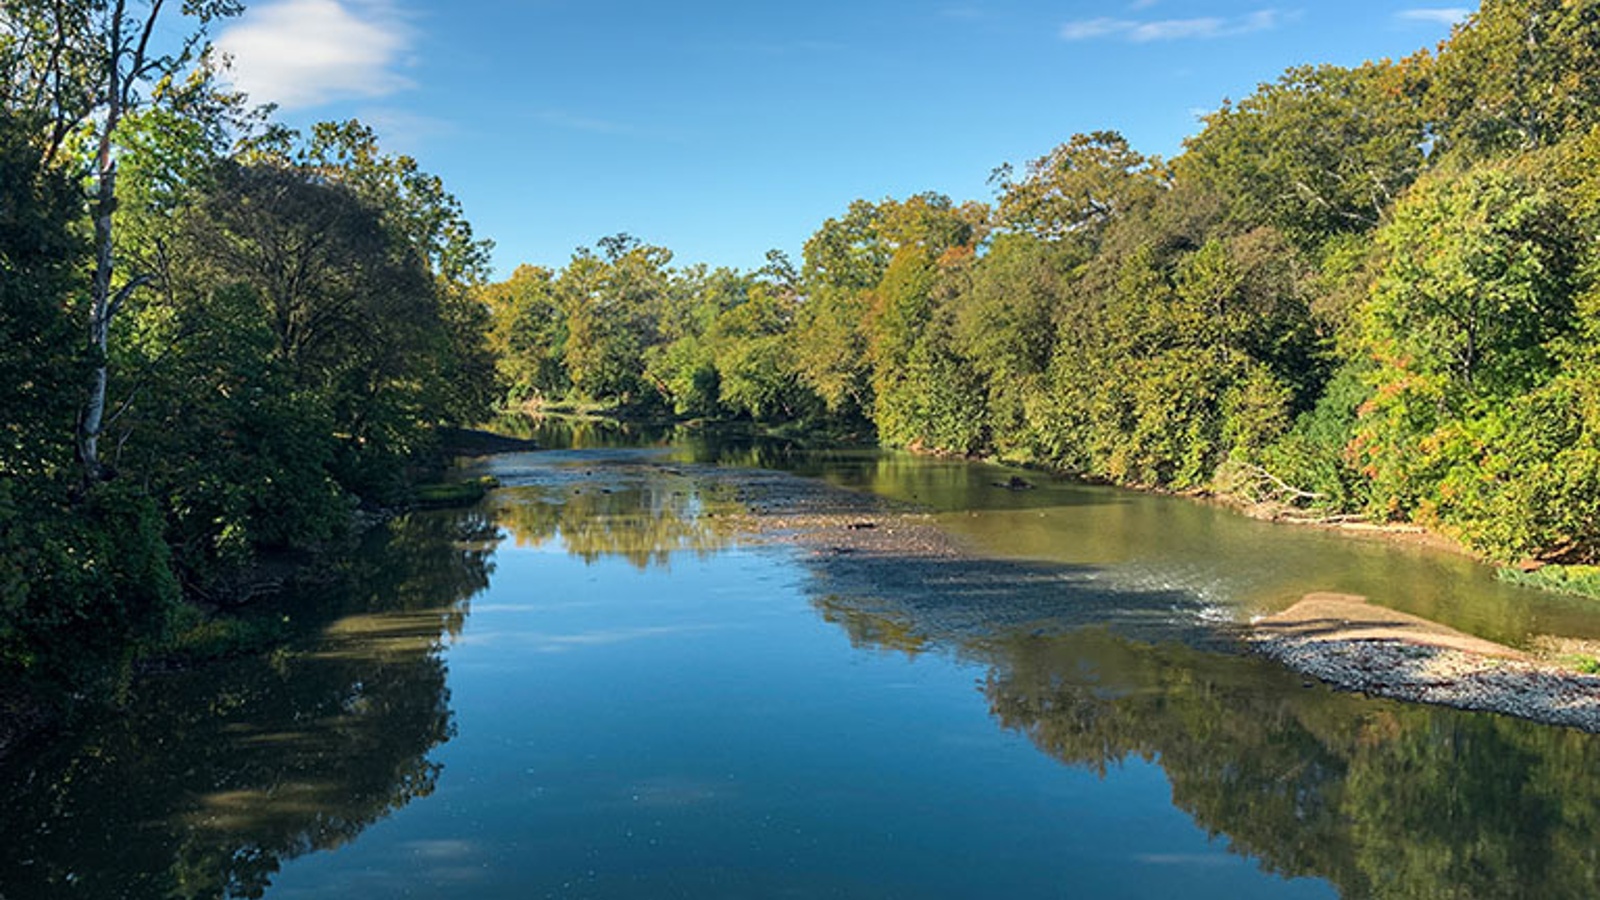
left=482, top=0, right=1600, bottom=571
left=3, top=0, right=1600, bottom=694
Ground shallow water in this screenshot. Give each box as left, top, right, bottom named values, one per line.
left=5, top=423, right=1600, bottom=899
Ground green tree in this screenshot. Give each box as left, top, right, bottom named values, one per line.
left=1430, top=0, right=1600, bottom=158
left=992, top=131, right=1168, bottom=246
left=0, top=0, right=242, bottom=480
left=560, top=236, right=673, bottom=405
left=0, top=114, right=177, bottom=682
left=483, top=264, right=570, bottom=404
left=153, top=158, right=467, bottom=518
left=1179, top=61, right=1429, bottom=248
left=1365, top=164, right=1575, bottom=400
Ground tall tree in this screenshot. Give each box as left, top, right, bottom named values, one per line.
left=0, top=0, right=241, bottom=481
left=1430, top=0, right=1600, bottom=158
left=991, top=131, right=1168, bottom=247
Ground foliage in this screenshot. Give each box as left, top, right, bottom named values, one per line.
left=1365, top=164, right=1576, bottom=399
left=992, top=130, right=1168, bottom=246
left=1, top=114, right=180, bottom=684
left=482, top=264, right=570, bottom=403
left=1430, top=0, right=1600, bottom=158
left=1179, top=61, right=1429, bottom=248
left=1497, top=565, right=1600, bottom=602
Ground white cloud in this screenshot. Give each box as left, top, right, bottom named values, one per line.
left=1061, top=8, right=1284, bottom=42
left=1396, top=7, right=1470, bottom=25
left=215, top=0, right=412, bottom=110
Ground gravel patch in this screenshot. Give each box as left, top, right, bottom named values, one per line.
left=1250, top=591, right=1600, bottom=732
left=1253, top=635, right=1600, bottom=732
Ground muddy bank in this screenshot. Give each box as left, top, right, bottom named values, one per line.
left=1251, top=593, right=1600, bottom=733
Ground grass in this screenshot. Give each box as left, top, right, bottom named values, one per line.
left=1562, top=654, right=1600, bottom=675
left=1497, top=564, right=1600, bottom=601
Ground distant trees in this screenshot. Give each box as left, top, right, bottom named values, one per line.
left=485, top=0, right=1600, bottom=564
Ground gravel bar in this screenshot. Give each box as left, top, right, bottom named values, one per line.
left=1251, top=593, right=1600, bottom=732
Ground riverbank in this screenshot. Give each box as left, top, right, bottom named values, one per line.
left=1251, top=593, right=1600, bottom=732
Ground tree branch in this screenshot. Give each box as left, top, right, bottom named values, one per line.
left=106, top=273, right=155, bottom=322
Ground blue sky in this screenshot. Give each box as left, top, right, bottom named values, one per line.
left=212, top=1, right=1472, bottom=277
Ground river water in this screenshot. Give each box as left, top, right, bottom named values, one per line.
left=5, top=422, right=1600, bottom=899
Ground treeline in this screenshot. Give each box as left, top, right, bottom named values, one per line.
left=486, top=0, right=1600, bottom=566
left=1, top=3, right=496, bottom=685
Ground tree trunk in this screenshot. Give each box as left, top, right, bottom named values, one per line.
left=79, top=9, right=124, bottom=483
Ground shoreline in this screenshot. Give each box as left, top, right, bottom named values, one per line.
left=1249, top=593, right=1600, bottom=733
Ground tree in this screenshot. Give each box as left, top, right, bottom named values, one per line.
left=169, top=159, right=457, bottom=507
left=992, top=131, right=1168, bottom=245
left=1178, top=61, right=1429, bottom=248
left=0, top=0, right=243, bottom=481
left=559, top=237, right=673, bottom=404
left=0, top=114, right=82, bottom=481
left=247, top=119, right=501, bottom=424
left=1, top=114, right=178, bottom=679
left=1365, top=164, right=1576, bottom=399
left=1430, top=0, right=1600, bottom=158
left=483, top=264, right=570, bottom=404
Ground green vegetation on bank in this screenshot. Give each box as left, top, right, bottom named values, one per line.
left=483, top=0, right=1600, bottom=580
left=1, top=3, right=497, bottom=691
left=1498, top=566, right=1600, bottom=601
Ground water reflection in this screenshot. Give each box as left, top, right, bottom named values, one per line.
left=495, top=412, right=842, bottom=472
left=491, top=477, right=740, bottom=569
left=806, top=584, right=1600, bottom=899
left=499, top=416, right=1600, bottom=648
left=991, top=628, right=1600, bottom=898
left=0, top=511, right=498, bottom=900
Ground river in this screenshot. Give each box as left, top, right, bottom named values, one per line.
left=4, top=421, right=1600, bottom=899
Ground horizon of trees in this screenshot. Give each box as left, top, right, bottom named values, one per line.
left=484, top=0, right=1600, bottom=570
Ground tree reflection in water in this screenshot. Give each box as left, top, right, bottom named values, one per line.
left=0, top=510, right=499, bottom=900
left=492, top=480, right=741, bottom=569
left=829, top=603, right=1600, bottom=899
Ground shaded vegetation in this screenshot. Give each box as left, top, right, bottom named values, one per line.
left=1, top=4, right=497, bottom=694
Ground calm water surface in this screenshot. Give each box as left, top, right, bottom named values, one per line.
left=5, top=422, right=1600, bottom=899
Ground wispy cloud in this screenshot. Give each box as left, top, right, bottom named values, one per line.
left=1395, top=7, right=1470, bottom=25
left=1062, top=8, right=1285, bottom=42
left=215, top=0, right=413, bottom=110
left=531, top=109, right=637, bottom=136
